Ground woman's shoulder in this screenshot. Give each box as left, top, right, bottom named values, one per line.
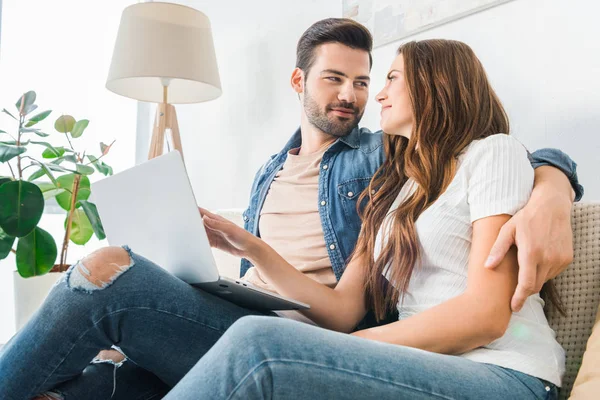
left=460, top=133, right=530, bottom=166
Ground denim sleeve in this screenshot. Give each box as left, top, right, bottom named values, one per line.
left=528, top=148, right=584, bottom=202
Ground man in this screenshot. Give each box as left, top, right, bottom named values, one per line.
left=2, top=18, right=582, bottom=399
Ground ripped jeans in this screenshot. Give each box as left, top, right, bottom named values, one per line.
left=0, top=245, right=273, bottom=400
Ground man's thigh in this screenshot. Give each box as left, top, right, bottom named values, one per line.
left=99, top=248, right=276, bottom=385
left=53, top=247, right=275, bottom=397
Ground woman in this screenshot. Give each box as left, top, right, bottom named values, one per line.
left=163, top=39, right=565, bottom=399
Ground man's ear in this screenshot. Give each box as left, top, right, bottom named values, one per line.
left=291, top=67, right=304, bottom=95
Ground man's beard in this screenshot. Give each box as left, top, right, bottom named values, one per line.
left=303, top=87, right=363, bottom=138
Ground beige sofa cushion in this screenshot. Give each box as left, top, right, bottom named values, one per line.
left=541, top=202, right=600, bottom=399
left=570, top=304, right=600, bottom=399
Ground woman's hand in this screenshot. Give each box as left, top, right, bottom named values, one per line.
left=198, top=207, right=262, bottom=260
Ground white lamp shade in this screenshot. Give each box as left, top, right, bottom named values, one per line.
left=106, top=2, right=222, bottom=104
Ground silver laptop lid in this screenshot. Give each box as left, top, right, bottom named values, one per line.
left=90, top=150, right=220, bottom=284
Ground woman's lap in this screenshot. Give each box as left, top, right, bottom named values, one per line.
left=165, top=316, right=557, bottom=400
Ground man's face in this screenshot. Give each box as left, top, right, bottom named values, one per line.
left=300, top=43, right=371, bottom=137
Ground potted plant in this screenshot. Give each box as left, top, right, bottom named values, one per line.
left=0, top=91, right=115, bottom=328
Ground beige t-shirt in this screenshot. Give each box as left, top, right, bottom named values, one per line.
left=243, top=145, right=336, bottom=322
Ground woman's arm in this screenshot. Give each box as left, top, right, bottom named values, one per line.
left=486, top=165, right=575, bottom=311
left=352, top=213, right=517, bottom=355
left=201, top=208, right=368, bottom=332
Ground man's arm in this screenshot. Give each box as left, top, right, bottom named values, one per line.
left=529, top=148, right=584, bottom=201
left=485, top=148, right=584, bottom=312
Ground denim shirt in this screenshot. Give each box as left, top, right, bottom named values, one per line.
left=240, top=127, right=584, bottom=279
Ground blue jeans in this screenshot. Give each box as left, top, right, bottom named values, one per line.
left=0, top=246, right=272, bottom=399
left=164, top=316, right=559, bottom=400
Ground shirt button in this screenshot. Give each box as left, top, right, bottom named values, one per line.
left=545, top=387, right=550, bottom=392
left=243, top=215, right=249, bottom=221
left=321, top=200, right=326, bottom=206
left=347, top=191, right=354, bottom=197
left=329, top=244, right=336, bottom=250
left=322, top=164, right=328, bottom=170
left=371, top=189, right=376, bottom=194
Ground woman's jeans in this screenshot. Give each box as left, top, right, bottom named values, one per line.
left=0, top=245, right=271, bottom=400
left=164, top=316, right=559, bottom=400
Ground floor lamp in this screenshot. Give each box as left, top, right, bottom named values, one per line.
left=105, top=2, right=222, bottom=162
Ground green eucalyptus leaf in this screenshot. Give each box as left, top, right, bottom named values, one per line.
left=45, top=162, right=71, bottom=173
left=34, top=181, right=67, bottom=200
left=26, top=168, right=46, bottom=182
left=43, top=187, right=67, bottom=200
left=51, top=154, right=78, bottom=164
left=87, top=155, right=113, bottom=176
left=2, top=108, right=18, bottom=120
left=19, top=128, right=50, bottom=138
left=24, top=110, right=51, bottom=127
left=100, top=141, right=115, bottom=156
left=0, top=139, right=30, bottom=146
left=75, top=163, right=95, bottom=175
left=0, top=144, right=27, bottom=162
left=65, top=209, right=94, bottom=245
left=78, top=200, right=106, bottom=240
left=63, top=154, right=78, bottom=163
left=0, top=176, right=13, bottom=187
left=0, top=225, right=16, bottom=260
left=54, top=115, right=76, bottom=133
left=15, top=91, right=36, bottom=116
left=0, top=180, right=44, bottom=237
left=35, top=181, right=56, bottom=192
left=16, top=226, right=57, bottom=277
left=30, top=140, right=56, bottom=150
left=55, top=174, right=91, bottom=211
left=42, top=146, right=66, bottom=159
left=33, top=130, right=50, bottom=137
left=27, top=161, right=58, bottom=186
left=23, top=104, right=38, bottom=116
left=71, top=119, right=89, bottom=138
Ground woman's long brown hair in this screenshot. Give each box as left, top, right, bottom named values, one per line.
left=353, top=39, right=562, bottom=321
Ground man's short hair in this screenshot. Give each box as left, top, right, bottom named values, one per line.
left=296, top=18, right=373, bottom=76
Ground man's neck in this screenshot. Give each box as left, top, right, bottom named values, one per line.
left=298, top=114, right=338, bottom=156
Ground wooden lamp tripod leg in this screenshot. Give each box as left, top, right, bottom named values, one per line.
left=147, top=85, right=185, bottom=161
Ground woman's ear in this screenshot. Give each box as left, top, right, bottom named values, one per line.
left=291, top=67, right=304, bottom=95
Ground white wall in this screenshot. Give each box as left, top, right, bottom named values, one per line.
left=140, top=0, right=341, bottom=210
left=361, top=0, right=600, bottom=200
left=0, top=0, right=136, bottom=343
left=143, top=0, right=598, bottom=210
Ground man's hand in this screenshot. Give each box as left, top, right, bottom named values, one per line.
left=484, top=166, right=574, bottom=312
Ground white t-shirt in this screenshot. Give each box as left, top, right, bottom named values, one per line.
left=375, top=134, right=565, bottom=386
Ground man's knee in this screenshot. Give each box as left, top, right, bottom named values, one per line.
left=93, top=348, right=126, bottom=364
left=67, top=246, right=134, bottom=292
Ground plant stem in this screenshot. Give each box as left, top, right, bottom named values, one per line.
left=17, top=115, right=23, bottom=179
left=65, top=132, right=75, bottom=152
left=7, top=161, right=16, bottom=179
left=58, top=173, right=81, bottom=271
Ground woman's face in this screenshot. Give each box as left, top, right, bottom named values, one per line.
left=376, top=54, right=413, bottom=139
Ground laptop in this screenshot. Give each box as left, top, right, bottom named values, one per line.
left=89, top=150, right=309, bottom=311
